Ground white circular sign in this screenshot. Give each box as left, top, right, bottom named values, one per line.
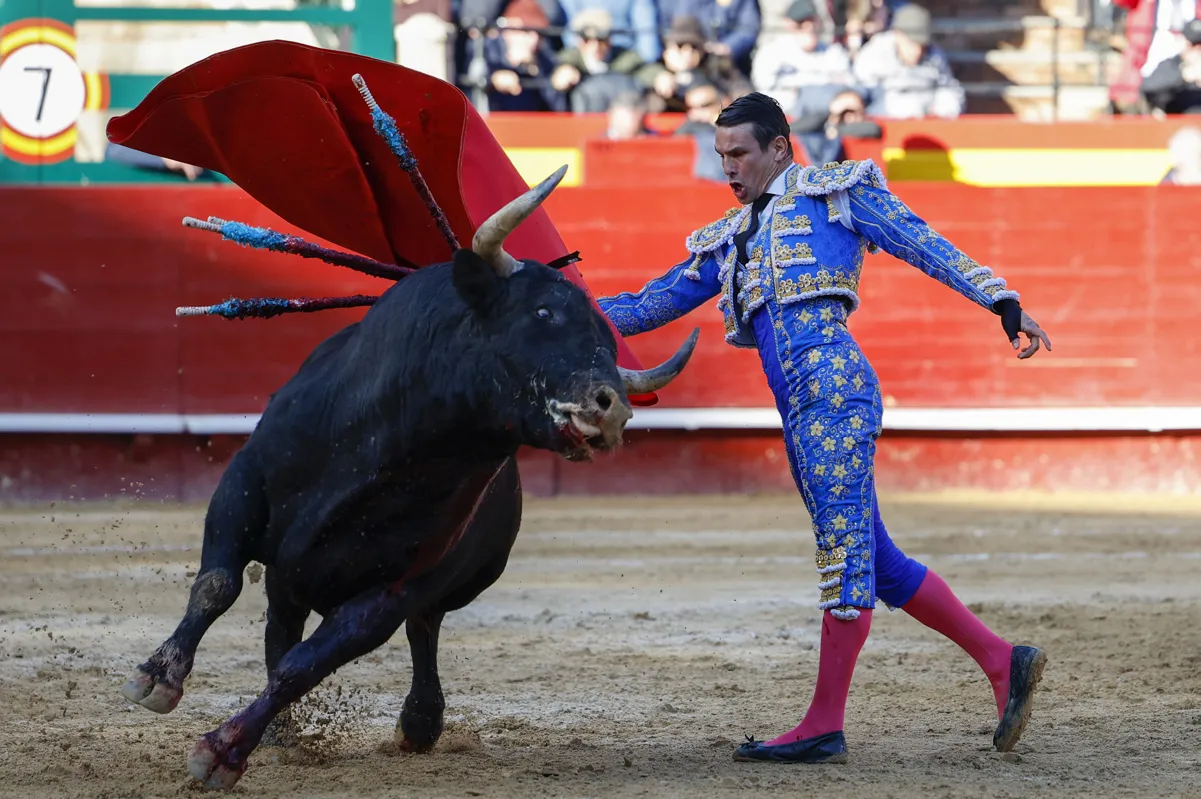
left=0, top=43, right=86, bottom=139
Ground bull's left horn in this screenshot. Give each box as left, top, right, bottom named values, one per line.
left=472, top=164, right=569, bottom=278
left=618, top=327, right=701, bottom=395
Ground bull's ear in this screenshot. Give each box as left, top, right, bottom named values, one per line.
left=452, top=248, right=500, bottom=314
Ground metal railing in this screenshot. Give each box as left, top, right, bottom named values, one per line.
left=457, top=11, right=1130, bottom=121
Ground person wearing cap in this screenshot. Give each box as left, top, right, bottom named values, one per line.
left=482, top=0, right=568, bottom=111
left=657, top=0, right=763, bottom=78
left=551, top=8, right=649, bottom=111
left=596, top=90, right=1051, bottom=765
left=557, top=0, right=662, bottom=63
left=751, top=0, right=854, bottom=115
left=1142, top=17, right=1201, bottom=115
left=851, top=3, right=965, bottom=119
left=640, top=14, right=746, bottom=112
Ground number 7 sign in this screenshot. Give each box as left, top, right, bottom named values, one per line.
left=0, top=19, right=110, bottom=165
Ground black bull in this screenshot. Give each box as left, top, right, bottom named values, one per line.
left=119, top=167, right=699, bottom=789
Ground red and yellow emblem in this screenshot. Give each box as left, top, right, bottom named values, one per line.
left=0, top=18, right=110, bottom=165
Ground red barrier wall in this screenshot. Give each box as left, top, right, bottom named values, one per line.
left=3, top=179, right=1201, bottom=500
left=6, top=181, right=1199, bottom=414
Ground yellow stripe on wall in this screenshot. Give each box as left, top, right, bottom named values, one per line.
left=500, top=146, right=1172, bottom=187
left=504, top=147, right=582, bottom=187
left=882, top=147, right=1173, bottom=186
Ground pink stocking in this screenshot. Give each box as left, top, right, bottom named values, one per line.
left=902, top=569, right=1013, bottom=718
left=766, top=609, right=872, bottom=745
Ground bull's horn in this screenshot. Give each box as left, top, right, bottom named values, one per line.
left=618, top=327, right=700, bottom=395
left=472, top=164, right=569, bottom=278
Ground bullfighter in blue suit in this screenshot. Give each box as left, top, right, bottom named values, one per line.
left=597, top=93, right=1054, bottom=764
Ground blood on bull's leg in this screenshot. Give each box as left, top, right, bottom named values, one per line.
left=397, top=611, right=446, bottom=752
left=260, top=566, right=311, bottom=748
left=121, top=452, right=266, bottom=713
left=188, top=583, right=413, bottom=790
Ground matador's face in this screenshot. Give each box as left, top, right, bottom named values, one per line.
left=714, top=122, right=791, bottom=206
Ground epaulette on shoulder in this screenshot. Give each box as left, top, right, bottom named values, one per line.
left=796, top=159, right=886, bottom=197
left=686, top=204, right=749, bottom=256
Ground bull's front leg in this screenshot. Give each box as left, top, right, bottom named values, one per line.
left=121, top=567, right=245, bottom=713
left=396, top=611, right=446, bottom=752
left=121, top=454, right=266, bottom=713
left=187, top=583, right=411, bottom=790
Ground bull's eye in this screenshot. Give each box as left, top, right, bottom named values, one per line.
left=536, top=306, right=553, bottom=320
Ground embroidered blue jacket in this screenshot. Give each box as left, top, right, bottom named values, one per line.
left=598, top=159, right=1020, bottom=349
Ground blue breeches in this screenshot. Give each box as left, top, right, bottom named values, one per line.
left=751, top=296, right=927, bottom=619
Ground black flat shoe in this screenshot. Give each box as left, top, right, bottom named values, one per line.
left=994, top=644, right=1048, bottom=752
left=732, top=731, right=848, bottom=764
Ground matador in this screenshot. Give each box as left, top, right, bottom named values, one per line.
left=596, top=92, right=1053, bottom=764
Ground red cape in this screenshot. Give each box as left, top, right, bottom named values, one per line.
left=106, top=40, right=657, bottom=406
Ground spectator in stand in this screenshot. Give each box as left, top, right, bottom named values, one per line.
left=672, top=79, right=730, bottom=181
left=751, top=0, right=853, bottom=115
left=556, top=0, right=662, bottom=64
left=551, top=9, right=649, bottom=112
left=604, top=89, right=656, bottom=138
left=1162, top=125, right=1201, bottom=184
left=641, top=15, right=735, bottom=112
left=1134, top=0, right=1201, bottom=80
left=657, top=0, right=761, bottom=79
left=837, top=0, right=893, bottom=55
left=483, top=0, right=568, bottom=111
left=456, top=0, right=564, bottom=99
left=851, top=3, right=964, bottom=119
left=789, top=86, right=883, bottom=166
left=1143, top=17, right=1201, bottom=115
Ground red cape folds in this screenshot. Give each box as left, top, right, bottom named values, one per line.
left=106, top=40, right=657, bottom=406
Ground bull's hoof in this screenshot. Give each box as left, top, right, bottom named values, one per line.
left=188, top=732, right=248, bottom=791
left=396, top=735, right=437, bottom=754
left=120, top=667, right=183, bottom=714
left=395, top=707, right=444, bottom=754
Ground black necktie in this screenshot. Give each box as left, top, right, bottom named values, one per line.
left=735, top=192, right=772, bottom=264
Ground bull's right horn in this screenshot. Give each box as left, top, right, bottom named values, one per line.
left=472, top=165, right=569, bottom=278
left=618, top=328, right=701, bottom=395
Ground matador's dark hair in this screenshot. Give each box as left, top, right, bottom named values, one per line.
left=715, top=92, right=793, bottom=158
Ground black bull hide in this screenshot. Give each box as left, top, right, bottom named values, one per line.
left=117, top=169, right=699, bottom=790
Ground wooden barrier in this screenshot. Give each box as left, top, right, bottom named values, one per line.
left=5, top=181, right=1201, bottom=415
left=3, top=176, right=1201, bottom=498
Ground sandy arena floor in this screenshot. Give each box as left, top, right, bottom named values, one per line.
left=2, top=490, right=1201, bottom=798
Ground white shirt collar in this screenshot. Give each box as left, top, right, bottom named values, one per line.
left=765, top=162, right=795, bottom=198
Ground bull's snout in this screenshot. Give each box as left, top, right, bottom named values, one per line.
left=589, top=384, right=633, bottom=445
left=548, top=383, right=633, bottom=457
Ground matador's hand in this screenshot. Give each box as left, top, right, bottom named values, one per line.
left=997, top=299, right=1051, bottom=359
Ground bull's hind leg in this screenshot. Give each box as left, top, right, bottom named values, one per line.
left=188, top=583, right=412, bottom=790
left=260, top=566, right=311, bottom=747
left=396, top=611, right=446, bottom=752
left=396, top=460, right=522, bottom=752
left=121, top=451, right=266, bottom=714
